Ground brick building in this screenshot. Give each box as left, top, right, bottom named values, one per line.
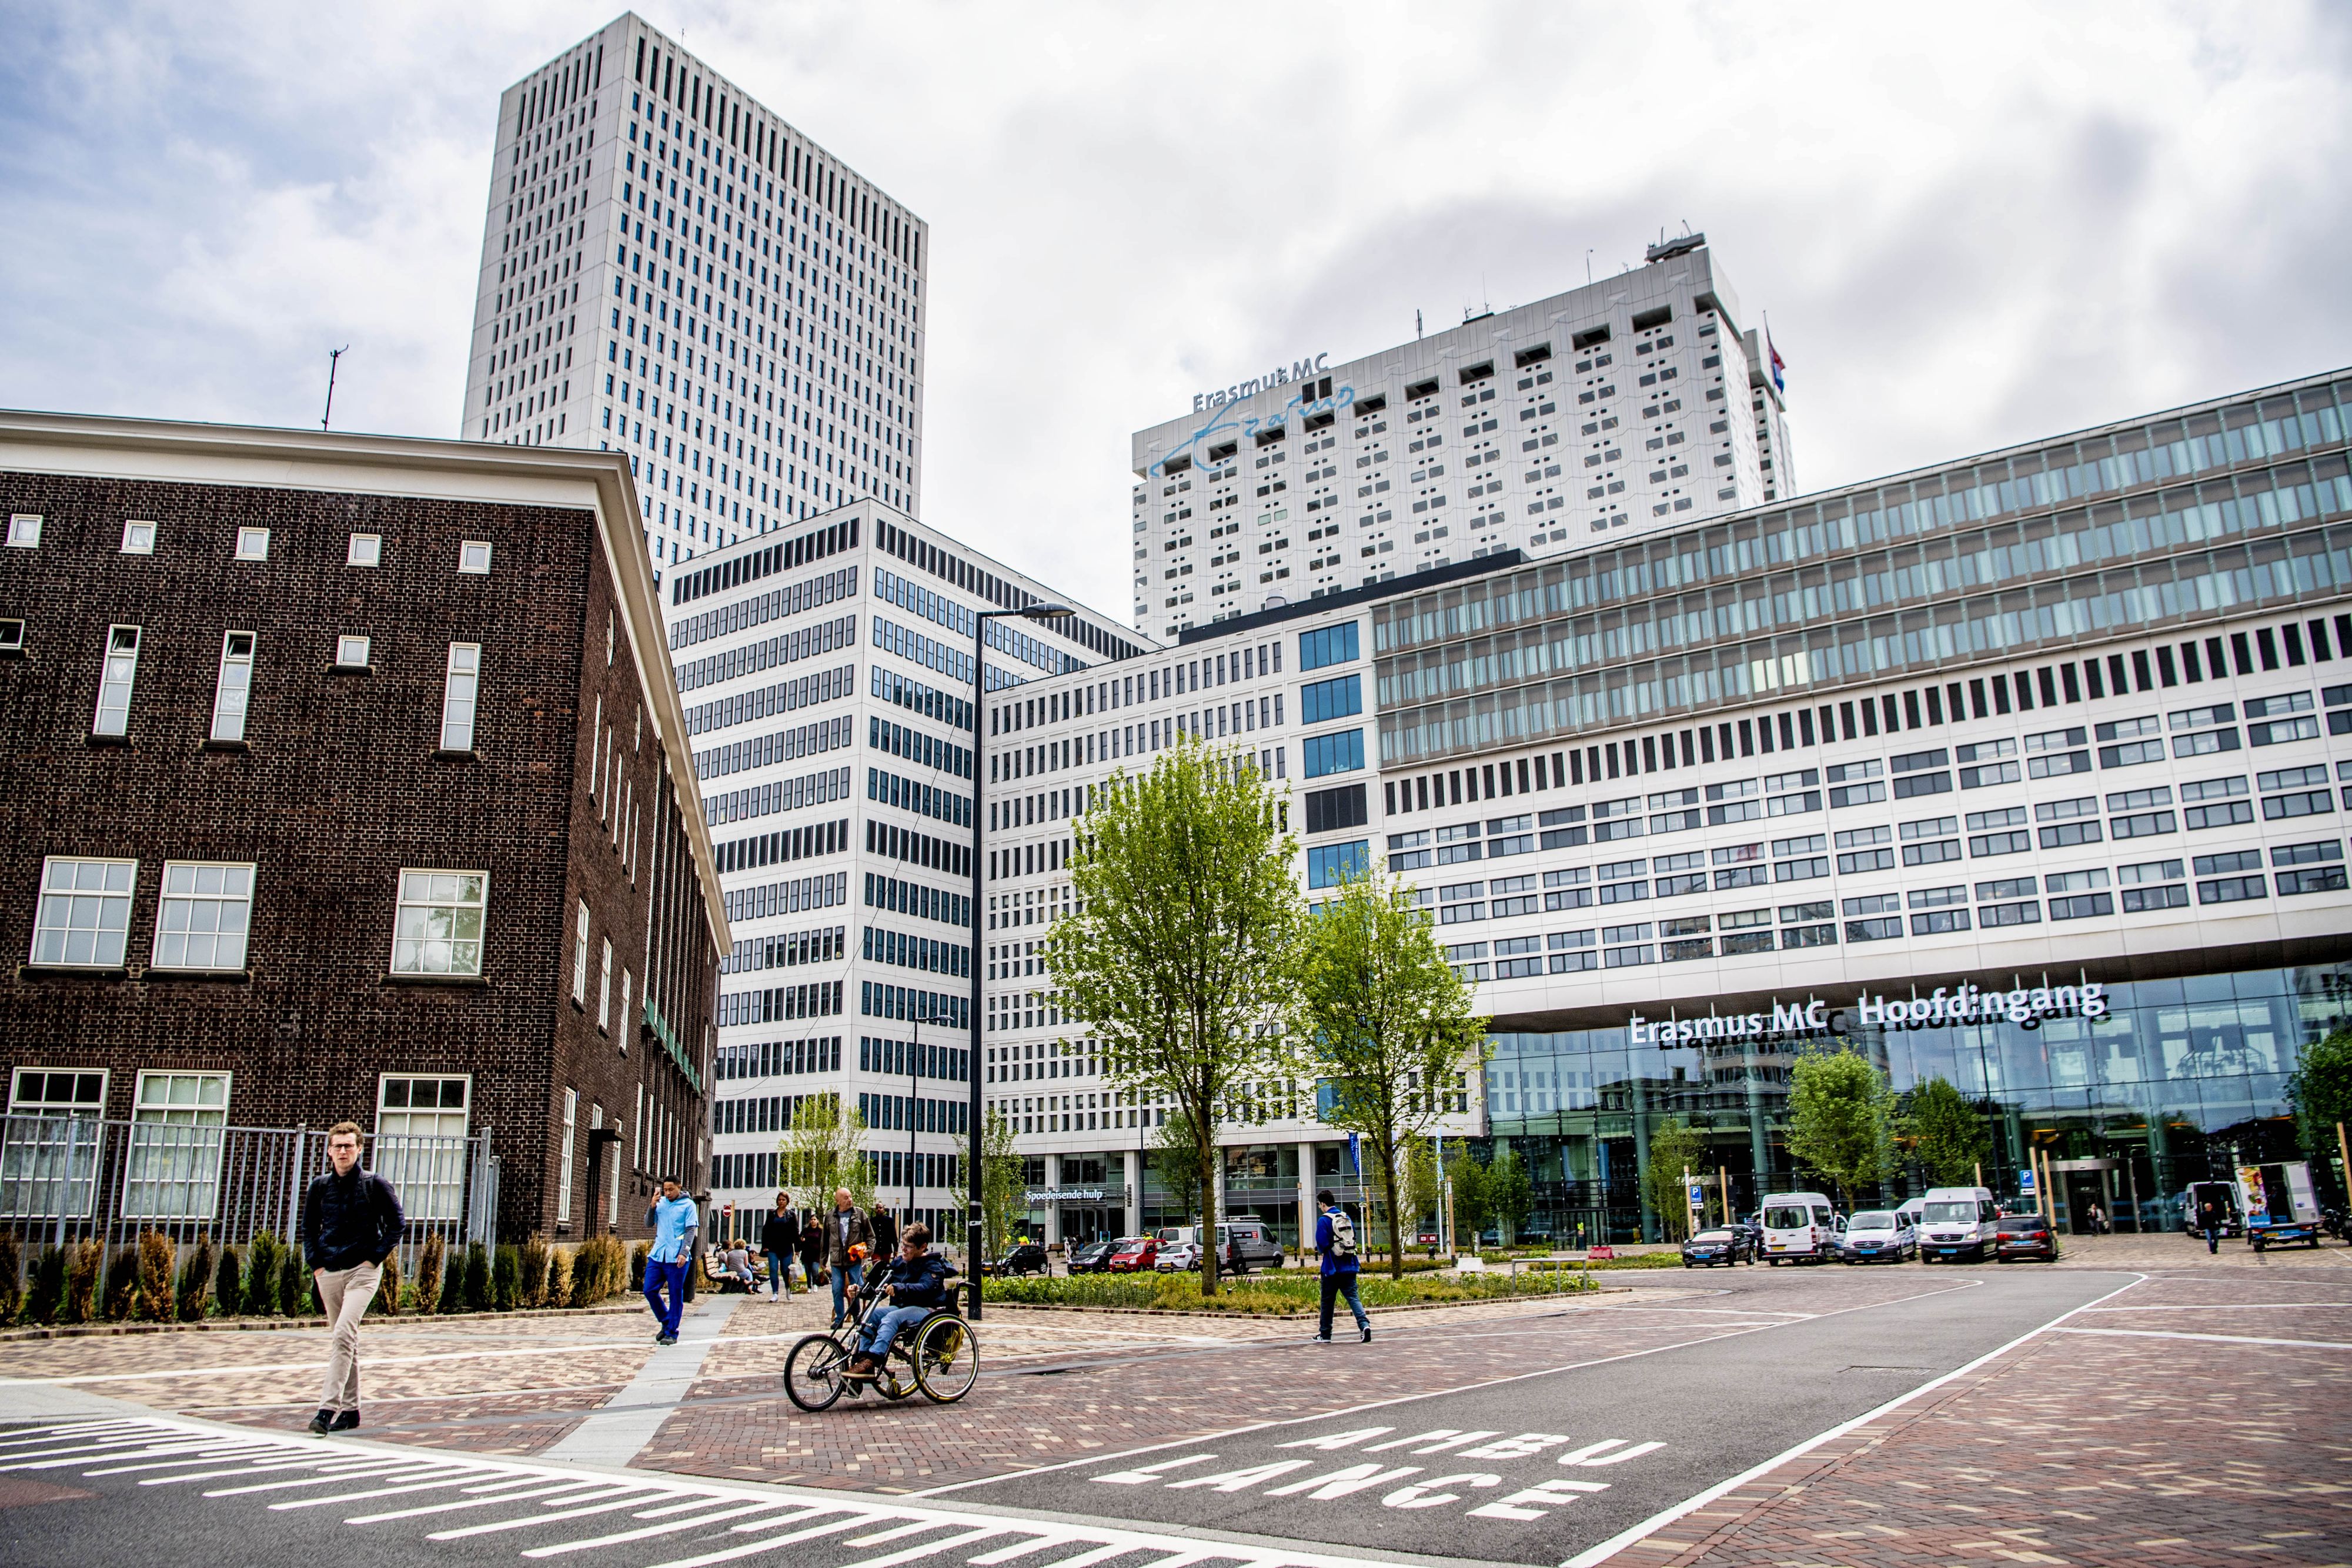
left=0, top=411, right=726, bottom=1244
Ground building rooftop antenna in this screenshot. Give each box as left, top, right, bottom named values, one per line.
left=320, top=346, right=349, bottom=432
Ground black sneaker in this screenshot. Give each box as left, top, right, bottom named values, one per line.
left=657, top=1333, right=679, bottom=1346
left=330, top=1410, right=360, bottom=1432
left=1310, top=1335, right=1331, bottom=1343
left=1359, top=1325, right=1372, bottom=1343
left=306, top=1409, right=335, bottom=1435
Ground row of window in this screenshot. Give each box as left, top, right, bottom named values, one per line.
left=4, top=517, right=489, bottom=574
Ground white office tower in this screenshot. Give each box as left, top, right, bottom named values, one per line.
left=1128, top=234, right=1792, bottom=637
left=670, top=502, right=1151, bottom=1232
left=462, top=15, right=928, bottom=580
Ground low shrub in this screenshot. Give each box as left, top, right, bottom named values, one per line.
left=629, top=1240, right=650, bottom=1292
left=518, top=1235, right=550, bottom=1309
left=213, top=1243, right=243, bottom=1317
left=369, top=1249, right=402, bottom=1315
left=0, top=1232, right=19, bottom=1324
left=136, top=1231, right=176, bottom=1321
left=101, top=1246, right=139, bottom=1320
left=547, top=1249, right=573, bottom=1309
left=276, top=1244, right=308, bottom=1317
left=245, top=1233, right=284, bottom=1317
left=28, top=1245, right=68, bottom=1325
left=176, top=1234, right=215, bottom=1322
left=983, top=1266, right=1595, bottom=1312
left=572, top=1235, right=626, bottom=1306
left=492, top=1243, right=520, bottom=1310
left=413, top=1234, right=445, bottom=1316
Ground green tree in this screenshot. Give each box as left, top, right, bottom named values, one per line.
left=963, top=1106, right=1025, bottom=1265
left=1905, top=1075, right=1992, bottom=1187
left=2287, top=1027, right=2352, bottom=1173
left=1644, top=1117, right=1706, bottom=1241
left=1487, top=1148, right=1533, bottom=1246
left=778, top=1092, right=874, bottom=1221
left=1149, top=1108, right=1207, bottom=1228
left=1450, top=1146, right=1492, bottom=1251
left=1295, top=863, right=1490, bottom=1276
left=1049, top=736, right=1305, bottom=1296
left=1402, top=1136, right=1442, bottom=1239
left=1787, top=1045, right=1897, bottom=1208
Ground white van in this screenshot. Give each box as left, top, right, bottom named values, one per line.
left=1917, top=1186, right=2000, bottom=1262
left=1760, top=1191, right=1842, bottom=1263
left=1897, top=1197, right=1927, bottom=1230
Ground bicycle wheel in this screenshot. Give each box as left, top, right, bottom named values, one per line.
left=783, top=1332, right=850, bottom=1412
left=913, top=1314, right=979, bottom=1403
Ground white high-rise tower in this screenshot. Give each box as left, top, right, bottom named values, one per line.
left=462, top=14, right=928, bottom=581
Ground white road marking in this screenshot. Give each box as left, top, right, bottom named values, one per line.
left=2053, top=1325, right=2352, bottom=1349
left=2079, top=1301, right=2352, bottom=1311
left=519, top=1500, right=802, bottom=1557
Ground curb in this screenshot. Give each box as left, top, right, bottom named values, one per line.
left=977, top=1284, right=1625, bottom=1320
left=0, top=1299, right=650, bottom=1341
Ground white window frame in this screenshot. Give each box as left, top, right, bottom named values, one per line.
left=6, top=514, right=39, bottom=549
left=151, top=861, right=255, bottom=972
left=459, top=540, right=493, bottom=574
left=619, top=969, right=632, bottom=1041
left=0, top=1067, right=108, bottom=1219
left=93, top=624, right=141, bottom=737
left=123, top=1070, right=232, bottom=1220
left=336, top=633, right=371, bottom=668
left=0, top=618, right=22, bottom=654
left=440, top=643, right=482, bottom=751
left=120, top=520, right=156, bottom=554
left=211, top=631, right=255, bottom=741
left=558, top=1088, right=578, bottom=1223
left=390, top=868, right=489, bottom=976
left=597, top=937, right=614, bottom=1031
left=572, top=900, right=590, bottom=1003
left=347, top=533, right=382, bottom=567
left=32, top=856, right=138, bottom=968
left=376, top=1074, right=471, bottom=1222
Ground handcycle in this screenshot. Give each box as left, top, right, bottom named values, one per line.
left=782, top=1259, right=979, bottom=1410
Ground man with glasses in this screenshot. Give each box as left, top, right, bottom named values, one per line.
left=301, top=1122, right=406, bottom=1434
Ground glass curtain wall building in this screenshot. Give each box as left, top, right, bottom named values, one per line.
left=980, top=366, right=2352, bottom=1245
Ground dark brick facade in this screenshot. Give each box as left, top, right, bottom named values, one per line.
left=0, top=420, right=724, bottom=1243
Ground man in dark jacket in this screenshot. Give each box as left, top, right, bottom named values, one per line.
left=300, top=1121, right=405, bottom=1433
left=760, top=1193, right=800, bottom=1296
left=846, top=1224, right=957, bottom=1380
left=1314, top=1189, right=1370, bottom=1344
left=869, top=1203, right=900, bottom=1261
left=824, top=1188, right=875, bottom=1329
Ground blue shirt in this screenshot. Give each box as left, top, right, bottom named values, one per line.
left=1316, top=1209, right=1359, bottom=1277
left=648, top=1195, right=699, bottom=1263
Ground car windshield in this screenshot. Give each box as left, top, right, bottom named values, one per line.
left=1762, top=1205, right=1811, bottom=1229
left=1923, top=1201, right=1979, bottom=1222
left=1690, top=1229, right=1732, bottom=1242
left=1998, top=1215, right=2047, bottom=1232
left=1849, top=1212, right=1897, bottom=1229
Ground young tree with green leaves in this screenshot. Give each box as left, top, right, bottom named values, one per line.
left=1787, top=1045, right=1897, bottom=1208
left=962, top=1106, right=1027, bottom=1265
left=1644, top=1117, right=1706, bottom=1242
left=2287, top=1027, right=2352, bottom=1192
left=1403, top=1136, right=1442, bottom=1245
left=1048, top=736, right=1305, bottom=1296
left=1150, top=1108, right=1207, bottom=1228
left=1294, top=864, right=1489, bottom=1277
left=1486, top=1148, right=1533, bottom=1246
left=1904, top=1075, right=1992, bottom=1187
left=1449, top=1146, right=1493, bottom=1252
left=777, top=1093, right=874, bottom=1219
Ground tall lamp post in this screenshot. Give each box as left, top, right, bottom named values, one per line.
left=965, top=600, right=1072, bottom=1319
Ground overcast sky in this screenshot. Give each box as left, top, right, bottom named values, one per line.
left=5, top=2, right=2350, bottom=622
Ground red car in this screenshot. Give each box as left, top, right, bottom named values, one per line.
left=1105, top=1236, right=1158, bottom=1272
left=1994, top=1213, right=2059, bottom=1262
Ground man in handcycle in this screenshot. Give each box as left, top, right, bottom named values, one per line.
left=843, top=1222, right=957, bottom=1383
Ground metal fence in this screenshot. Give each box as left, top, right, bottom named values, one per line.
left=0, top=1114, right=498, bottom=1289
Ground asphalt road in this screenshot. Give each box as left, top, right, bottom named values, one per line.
left=940, top=1264, right=2134, bottom=1566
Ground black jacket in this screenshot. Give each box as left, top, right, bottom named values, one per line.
left=302, top=1166, right=406, bottom=1272
left=869, top=1208, right=900, bottom=1258
left=874, top=1252, right=957, bottom=1309
left=760, top=1211, right=799, bottom=1255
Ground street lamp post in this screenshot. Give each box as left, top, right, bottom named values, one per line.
left=965, top=599, right=1072, bottom=1320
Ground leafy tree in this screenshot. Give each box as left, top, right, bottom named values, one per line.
left=1049, top=735, right=1304, bottom=1296
left=1450, top=1146, right=1492, bottom=1250
left=1905, top=1075, right=1991, bottom=1187
left=1487, top=1148, right=1533, bottom=1246
left=1644, top=1117, right=1706, bottom=1241
left=778, top=1092, right=874, bottom=1219
left=2287, top=1027, right=2352, bottom=1174
left=1403, top=1136, right=1442, bottom=1239
left=1149, top=1107, right=1207, bottom=1228
left=963, top=1105, right=1027, bottom=1263
left=1295, top=862, right=1489, bottom=1276
left=1787, top=1045, right=1897, bottom=1208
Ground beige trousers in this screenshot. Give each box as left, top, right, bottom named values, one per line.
left=315, top=1262, right=382, bottom=1412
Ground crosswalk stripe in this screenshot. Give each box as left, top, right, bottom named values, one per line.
left=427, top=1490, right=674, bottom=1539
left=336, top=1479, right=626, bottom=1522
left=858, top=1524, right=1017, bottom=1568
left=651, top=1510, right=878, bottom=1568
left=520, top=1500, right=801, bottom=1557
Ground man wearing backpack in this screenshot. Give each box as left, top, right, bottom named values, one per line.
left=1314, top=1189, right=1370, bottom=1343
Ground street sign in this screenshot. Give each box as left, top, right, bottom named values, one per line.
left=2019, top=1168, right=2038, bottom=1194
left=1589, top=1245, right=1616, bottom=1260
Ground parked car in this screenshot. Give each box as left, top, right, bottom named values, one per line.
left=1155, top=1240, right=1202, bottom=1272
left=1840, top=1209, right=1917, bottom=1263
left=1107, top=1236, right=1159, bottom=1272
left=1993, top=1212, right=2059, bottom=1262
left=1066, top=1239, right=1119, bottom=1275
left=1680, top=1228, right=1752, bottom=1266
left=1919, top=1186, right=2000, bottom=1262
left=1155, top=1222, right=1287, bottom=1271
left=1760, top=1191, right=1842, bottom=1263
left=987, top=1242, right=1049, bottom=1278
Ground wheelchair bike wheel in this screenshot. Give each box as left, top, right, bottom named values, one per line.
left=911, top=1313, right=979, bottom=1403
left=783, top=1332, right=851, bottom=1412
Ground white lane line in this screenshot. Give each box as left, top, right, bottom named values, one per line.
left=425, top=1489, right=671, bottom=1539
left=848, top=1520, right=960, bottom=1547
left=1559, top=1271, right=2149, bottom=1568
left=967, top=1534, right=1080, bottom=1564
left=647, top=1511, right=879, bottom=1568
left=0, top=1437, right=250, bottom=1472
left=519, top=1501, right=804, bottom=1557
left=199, top=1465, right=455, bottom=1497
left=2053, top=1325, right=2352, bottom=1349
left=913, top=1279, right=1983, bottom=1497
left=858, top=1524, right=1014, bottom=1568
left=335, top=1479, right=631, bottom=1522
left=263, top=1472, right=557, bottom=1511
left=2080, top=1302, right=2352, bottom=1311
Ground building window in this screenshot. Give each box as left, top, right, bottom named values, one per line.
left=152, top=862, right=254, bottom=971
left=235, top=526, right=269, bottom=561
left=377, top=1075, right=470, bottom=1221
left=573, top=900, right=591, bottom=1004
left=211, top=631, right=255, bottom=741
left=5, top=514, right=39, bottom=549
left=347, top=533, right=382, bottom=567
left=123, top=1071, right=231, bottom=1219
left=391, top=870, right=487, bottom=976
left=120, top=520, right=156, bottom=554
left=598, top=937, right=614, bottom=1031
left=0, top=1068, right=107, bottom=1219
left=620, top=969, right=633, bottom=1039
left=459, top=540, right=493, bottom=574
left=93, top=625, right=141, bottom=736
left=439, top=643, right=482, bottom=751
left=336, top=634, right=371, bottom=668
left=558, top=1087, right=578, bottom=1223
left=32, top=857, right=137, bottom=968
left=0, top=619, right=23, bottom=654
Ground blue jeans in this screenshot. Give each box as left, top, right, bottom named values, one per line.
left=644, top=1258, right=689, bottom=1337
left=1318, top=1270, right=1368, bottom=1338
left=767, top=1254, right=790, bottom=1295
left=857, top=1303, right=930, bottom=1359
left=830, top=1262, right=851, bottom=1326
